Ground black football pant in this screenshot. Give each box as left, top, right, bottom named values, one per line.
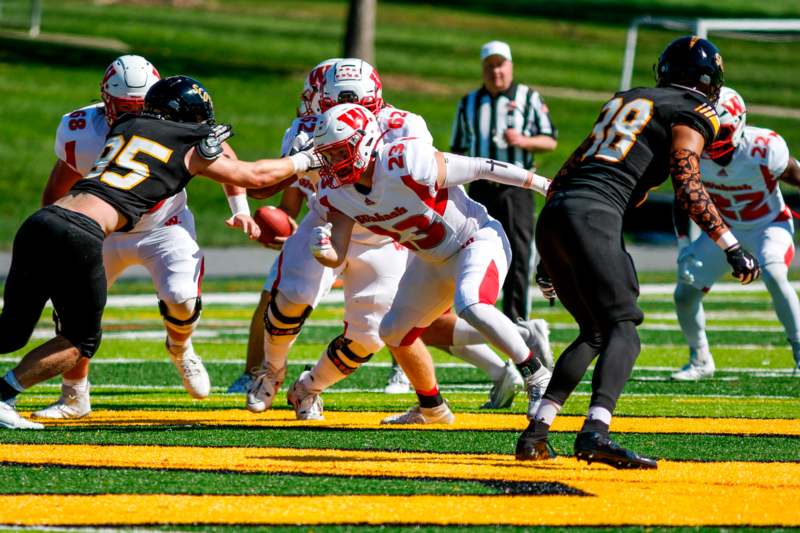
left=0, top=206, right=106, bottom=358
left=469, top=181, right=533, bottom=321
left=535, top=192, right=644, bottom=413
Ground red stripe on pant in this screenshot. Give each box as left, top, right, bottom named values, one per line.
left=478, top=260, right=500, bottom=305
left=399, top=326, right=426, bottom=346
left=785, top=244, right=795, bottom=268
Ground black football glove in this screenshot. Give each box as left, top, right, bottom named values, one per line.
left=725, top=244, right=760, bottom=285
left=197, top=123, right=234, bottom=160
left=535, top=260, right=556, bottom=306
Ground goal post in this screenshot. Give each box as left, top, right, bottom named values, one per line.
left=620, top=17, right=800, bottom=91
left=0, top=0, right=42, bottom=36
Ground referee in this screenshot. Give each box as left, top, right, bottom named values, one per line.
left=451, top=40, right=557, bottom=321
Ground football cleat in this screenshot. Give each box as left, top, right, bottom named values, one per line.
left=517, top=318, right=554, bottom=371
left=168, top=346, right=211, bottom=399
left=32, top=382, right=91, bottom=419
left=480, top=361, right=523, bottom=409
left=286, top=371, right=324, bottom=420
left=524, top=366, right=551, bottom=420
left=671, top=351, right=715, bottom=381
left=515, top=434, right=557, bottom=462
left=574, top=431, right=657, bottom=469
left=246, top=363, right=287, bottom=413
left=384, top=364, right=411, bottom=394
left=380, top=402, right=455, bottom=425
left=0, top=401, right=43, bottom=430
left=226, top=372, right=254, bottom=394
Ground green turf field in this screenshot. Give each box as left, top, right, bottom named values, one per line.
left=1, top=283, right=799, bottom=529
left=1, top=0, right=799, bottom=248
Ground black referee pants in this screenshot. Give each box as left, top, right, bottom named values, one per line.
left=468, top=181, right=533, bottom=321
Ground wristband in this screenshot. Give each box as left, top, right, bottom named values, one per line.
left=227, top=194, right=249, bottom=217
left=525, top=173, right=550, bottom=196
left=289, top=153, right=309, bottom=175
left=715, top=230, right=738, bottom=251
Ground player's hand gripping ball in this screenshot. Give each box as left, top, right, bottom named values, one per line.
left=253, top=206, right=294, bottom=249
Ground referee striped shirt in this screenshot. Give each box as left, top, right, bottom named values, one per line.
left=450, top=82, right=556, bottom=169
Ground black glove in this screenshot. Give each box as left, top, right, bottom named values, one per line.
left=197, top=123, right=233, bottom=160
left=535, top=260, right=556, bottom=306
left=725, top=244, right=760, bottom=285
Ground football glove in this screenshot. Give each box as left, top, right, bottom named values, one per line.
left=197, top=123, right=233, bottom=160
left=289, top=149, right=323, bottom=175
left=309, top=222, right=334, bottom=261
left=535, top=260, right=556, bottom=306
left=677, top=246, right=703, bottom=285
left=725, top=244, right=760, bottom=285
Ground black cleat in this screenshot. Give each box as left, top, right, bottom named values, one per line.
left=574, top=431, right=657, bottom=469
left=515, top=431, right=558, bottom=461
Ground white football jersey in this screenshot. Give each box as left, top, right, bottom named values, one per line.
left=700, top=126, right=791, bottom=229
left=318, top=138, right=491, bottom=262
left=55, top=103, right=188, bottom=233
left=282, top=105, right=434, bottom=245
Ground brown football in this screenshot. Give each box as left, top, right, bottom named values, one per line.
left=254, top=206, right=293, bottom=246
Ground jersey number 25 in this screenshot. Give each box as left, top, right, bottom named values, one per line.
left=86, top=135, right=173, bottom=190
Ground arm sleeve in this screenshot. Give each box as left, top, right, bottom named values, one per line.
left=524, top=90, right=557, bottom=139
left=450, top=96, right=469, bottom=153
left=441, top=152, right=549, bottom=195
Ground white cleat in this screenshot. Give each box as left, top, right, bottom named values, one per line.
left=287, top=371, right=324, bottom=421
left=381, top=402, right=455, bottom=425
left=169, top=350, right=211, bottom=399
left=0, top=401, right=43, bottom=430
left=517, top=318, right=554, bottom=371
left=226, top=372, right=255, bottom=394
left=671, top=359, right=715, bottom=381
left=32, top=383, right=91, bottom=419
left=524, top=366, right=551, bottom=420
left=384, top=364, right=411, bottom=394
left=246, top=364, right=286, bottom=413
left=480, top=362, right=523, bottom=409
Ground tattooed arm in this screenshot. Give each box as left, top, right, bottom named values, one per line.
left=669, top=125, right=732, bottom=247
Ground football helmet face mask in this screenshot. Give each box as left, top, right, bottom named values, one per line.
left=707, top=87, right=747, bottom=160
left=318, top=59, right=384, bottom=115
left=299, top=58, right=341, bottom=116
left=314, top=103, right=383, bottom=188
left=101, top=55, right=160, bottom=125
left=144, top=75, right=215, bottom=124
left=655, top=35, right=724, bottom=104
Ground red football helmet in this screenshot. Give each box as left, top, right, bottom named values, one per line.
left=101, top=55, right=160, bottom=125
left=314, top=103, right=383, bottom=188
left=299, top=58, right=341, bottom=116
left=707, top=87, right=747, bottom=160
left=318, top=59, right=383, bottom=115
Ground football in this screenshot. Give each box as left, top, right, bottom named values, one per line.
left=253, top=206, right=293, bottom=247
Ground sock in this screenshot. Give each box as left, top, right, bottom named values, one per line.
left=515, top=352, right=542, bottom=379
left=63, top=376, right=89, bottom=393
left=304, top=353, right=347, bottom=395
left=416, top=385, right=443, bottom=408
left=448, top=344, right=506, bottom=381
left=167, top=336, right=194, bottom=358
left=0, top=371, right=23, bottom=403
left=581, top=405, right=612, bottom=434
left=452, top=318, right=487, bottom=346
left=534, top=399, right=561, bottom=426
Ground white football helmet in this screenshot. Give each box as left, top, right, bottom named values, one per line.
left=707, top=86, right=747, bottom=160
left=319, top=58, right=383, bottom=115
left=299, top=58, right=341, bottom=116
left=101, top=55, right=160, bottom=125
left=314, top=103, right=383, bottom=188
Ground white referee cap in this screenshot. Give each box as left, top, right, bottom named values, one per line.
left=480, top=41, right=512, bottom=62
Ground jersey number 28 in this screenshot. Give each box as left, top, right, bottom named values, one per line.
left=582, top=97, right=654, bottom=163
left=86, top=135, right=173, bottom=190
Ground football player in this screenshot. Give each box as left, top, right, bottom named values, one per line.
left=672, top=87, right=800, bottom=379
left=515, top=37, right=760, bottom=468
left=0, top=75, right=317, bottom=429
left=32, top=56, right=260, bottom=420
left=308, top=103, right=553, bottom=424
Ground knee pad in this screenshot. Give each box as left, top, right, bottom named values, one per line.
left=325, top=334, right=374, bottom=375
left=53, top=310, right=102, bottom=358
left=264, top=290, right=312, bottom=338
left=159, top=297, right=202, bottom=326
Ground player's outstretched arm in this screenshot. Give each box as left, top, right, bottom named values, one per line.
left=670, top=124, right=760, bottom=284
left=309, top=210, right=354, bottom=269
left=779, top=158, right=800, bottom=188
left=42, top=160, right=83, bottom=206
left=434, top=151, right=550, bottom=195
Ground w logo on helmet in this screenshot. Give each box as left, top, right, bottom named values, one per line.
left=721, top=95, right=745, bottom=118
left=338, top=106, right=369, bottom=130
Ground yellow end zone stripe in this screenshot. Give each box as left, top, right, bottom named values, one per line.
left=30, top=409, right=800, bottom=436
left=1, top=445, right=799, bottom=526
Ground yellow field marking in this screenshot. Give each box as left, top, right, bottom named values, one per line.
left=32, top=408, right=800, bottom=435
left=1, top=444, right=799, bottom=526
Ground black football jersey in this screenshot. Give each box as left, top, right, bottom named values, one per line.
left=70, top=115, right=212, bottom=231
left=550, top=86, right=720, bottom=213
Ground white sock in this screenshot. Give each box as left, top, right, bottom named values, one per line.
left=459, top=303, right=530, bottom=364
left=587, top=405, right=612, bottom=426
left=167, top=335, right=194, bottom=358
left=63, top=376, right=89, bottom=393
left=452, top=318, right=487, bottom=346
left=534, top=399, right=561, bottom=426
left=304, top=353, right=347, bottom=395
left=448, top=344, right=506, bottom=381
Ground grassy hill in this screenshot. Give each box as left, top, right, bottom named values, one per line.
left=1, top=0, right=798, bottom=248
